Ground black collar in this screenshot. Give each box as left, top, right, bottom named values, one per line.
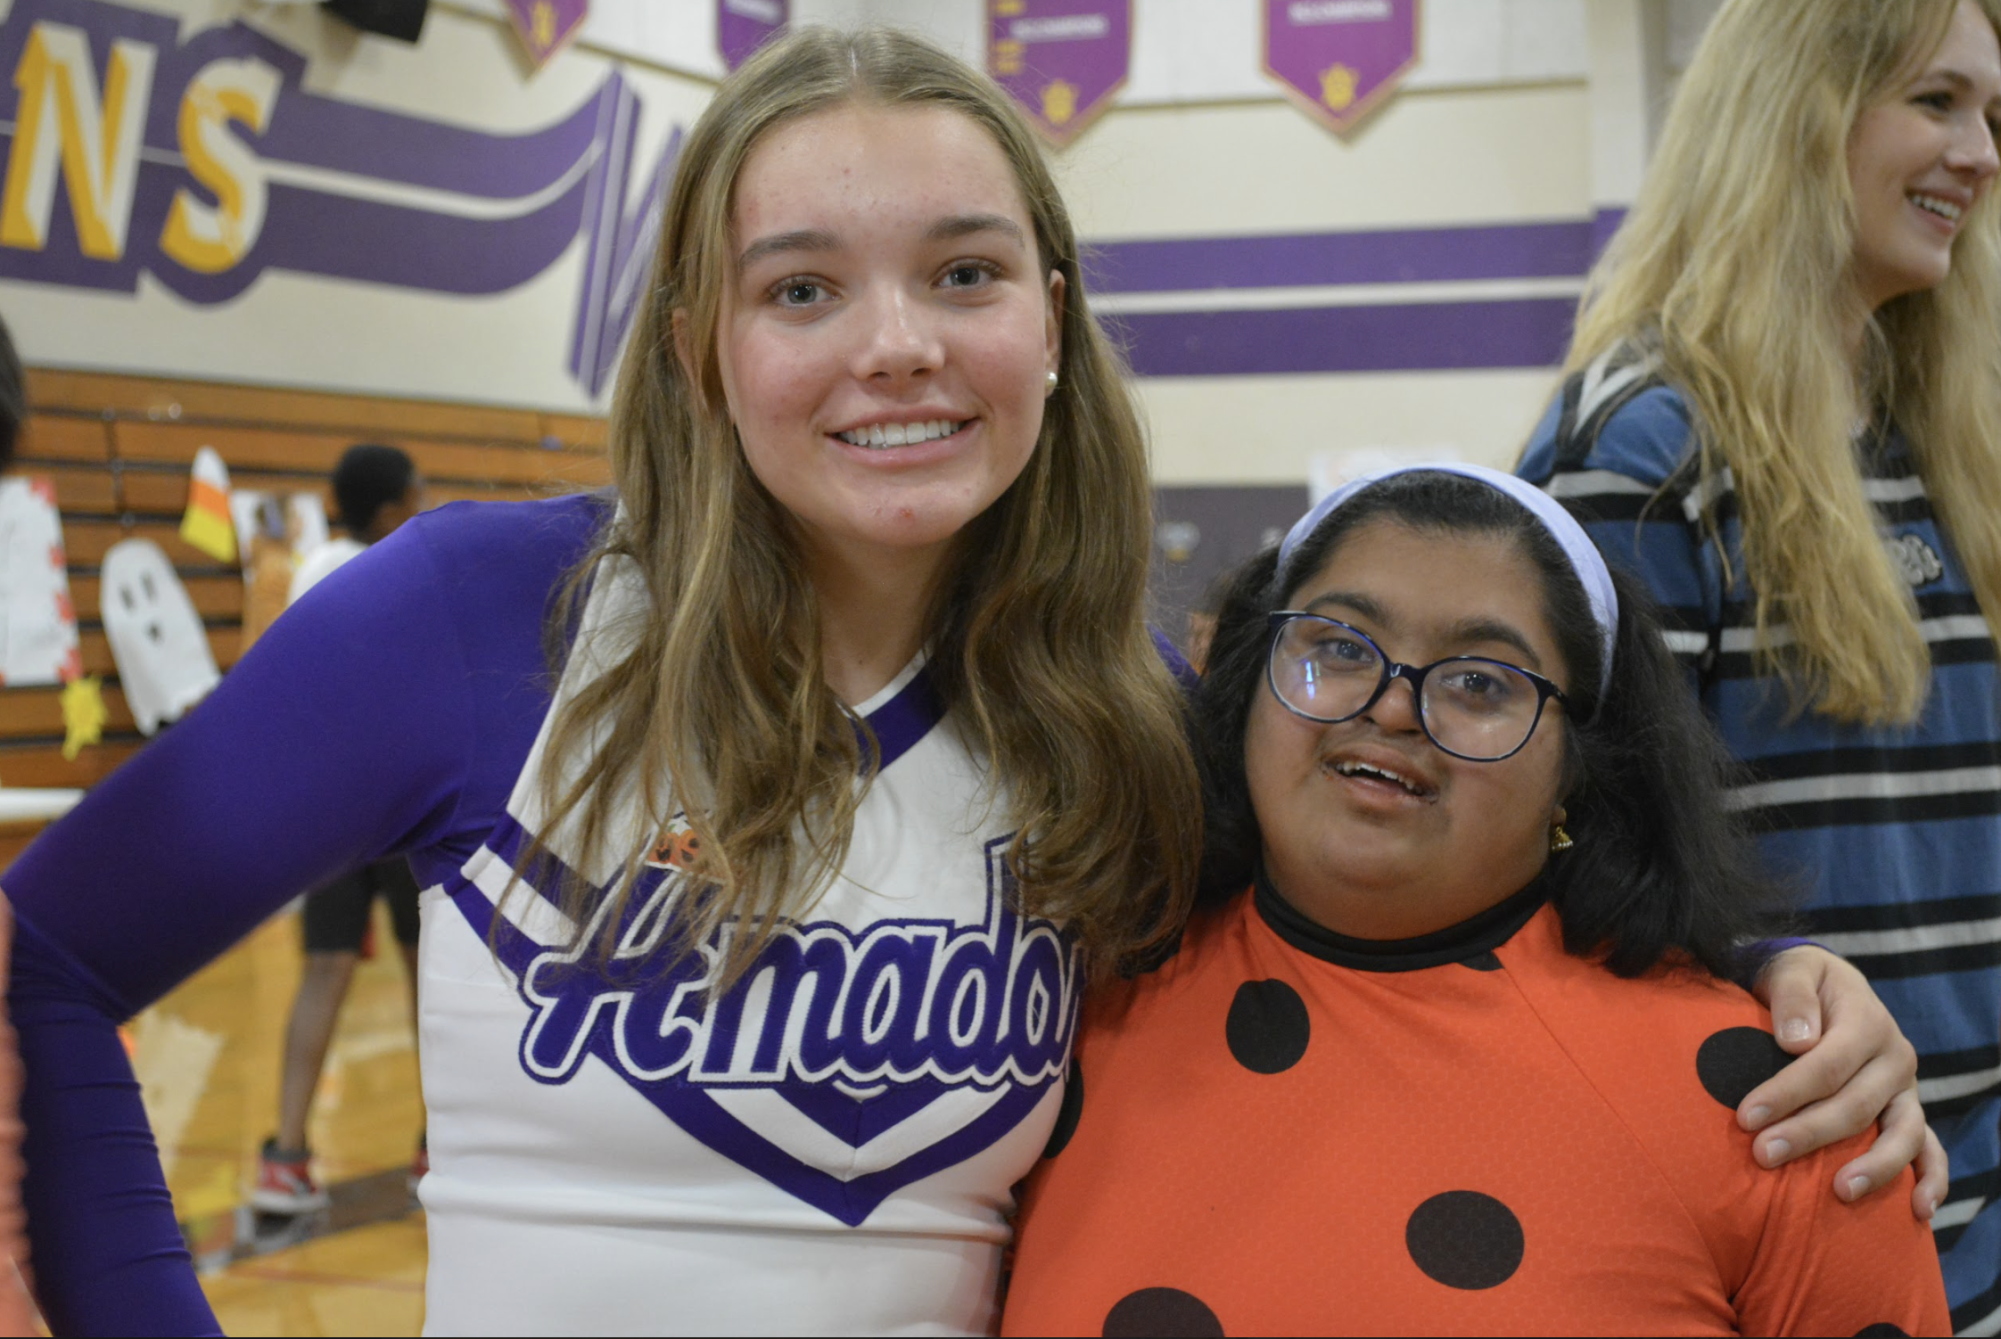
left=1253, top=868, right=1549, bottom=972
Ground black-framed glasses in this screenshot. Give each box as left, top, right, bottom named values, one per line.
left=1265, top=612, right=1571, bottom=762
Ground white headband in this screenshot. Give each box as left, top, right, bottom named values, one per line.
left=1276, top=462, right=1619, bottom=698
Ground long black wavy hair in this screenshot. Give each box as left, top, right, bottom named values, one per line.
left=1194, top=471, right=1791, bottom=979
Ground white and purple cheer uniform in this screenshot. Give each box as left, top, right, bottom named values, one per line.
left=8, top=495, right=1111, bottom=1335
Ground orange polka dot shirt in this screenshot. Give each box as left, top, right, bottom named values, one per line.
left=1003, top=881, right=1950, bottom=1337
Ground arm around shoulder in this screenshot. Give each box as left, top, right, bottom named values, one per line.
left=1733, top=1131, right=1952, bottom=1336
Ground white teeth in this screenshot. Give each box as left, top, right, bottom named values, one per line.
left=835, top=419, right=965, bottom=448
left=1335, top=760, right=1423, bottom=794
left=1912, top=193, right=1963, bottom=222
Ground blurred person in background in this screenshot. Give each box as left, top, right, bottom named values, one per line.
left=254, top=443, right=428, bottom=1214
left=1520, top=1, right=2001, bottom=1327
left=0, top=317, right=19, bottom=475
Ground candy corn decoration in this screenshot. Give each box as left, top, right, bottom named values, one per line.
left=179, top=447, right=237, bottom=564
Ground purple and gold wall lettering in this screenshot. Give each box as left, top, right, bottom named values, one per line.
left=987, top=0, right=1130, bottom=146
left=0, top=0, right=679, bottom=396
left=504, top=0, right=589, bottom=69
left=718, top=0, right=787, bottom=72
left=1263, top=0, right=1419, bottom=138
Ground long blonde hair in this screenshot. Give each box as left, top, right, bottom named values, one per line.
left=1564, top=0, right=2001, bottom=724
left=520, top=27, right=1200, bottom=985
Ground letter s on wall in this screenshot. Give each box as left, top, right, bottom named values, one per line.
left=160, top=55, right=279, bottom=274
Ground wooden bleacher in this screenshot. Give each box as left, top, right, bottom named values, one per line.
left=0, top=368, right=610, bottom=868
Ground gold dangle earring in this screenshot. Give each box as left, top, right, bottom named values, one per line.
left=1549, top=808, right=1574, bottom=853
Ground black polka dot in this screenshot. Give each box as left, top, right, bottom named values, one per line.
left=1225, top=979, right=1310, bottom=1074
left=1695, top=1026, right=1789, bottom=1110
left=1103, top=1287, right=1224, bottom=1338
left=1854, top=1326, right=1910, bottom=1337
left=1461, top=950, right=1503, bottom=971
left=1405, top=1190, right=1525, bottom=1290
left=1042, top=1059, right=1083, bottom=1159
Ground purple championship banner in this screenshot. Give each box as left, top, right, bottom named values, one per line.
left=987, top=0, right=1130, bottom=146
left=0, top=0, right=680, bottom=396
left=1263, top=0, right=1420, bottom=138
left=718, top=0, right=787, bottom=72
left=504, top=0, right=589, bottom=69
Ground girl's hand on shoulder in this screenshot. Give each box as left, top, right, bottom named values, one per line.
left=1743, top=945, right=1943, bottom=1219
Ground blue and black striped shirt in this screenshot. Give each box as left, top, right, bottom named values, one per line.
left=1521, top=354, right=2001, bottom=1333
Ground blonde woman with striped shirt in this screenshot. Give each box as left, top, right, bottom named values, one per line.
left=1521, top=1, right=2001, bottom=1327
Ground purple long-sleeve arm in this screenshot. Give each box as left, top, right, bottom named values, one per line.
left=3, top=496, right=599, bottom=1334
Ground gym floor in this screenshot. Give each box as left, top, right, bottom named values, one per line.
left=135, top=903, right=428, bottom=1336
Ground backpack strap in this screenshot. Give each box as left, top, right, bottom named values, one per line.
left=1551, top=345, right=1666, bottom=472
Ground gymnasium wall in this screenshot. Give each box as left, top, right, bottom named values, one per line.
left=0, top=0, right=1706, bottom=630
left=0, top=0, right=706, bottom=411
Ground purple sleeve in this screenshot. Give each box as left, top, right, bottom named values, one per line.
left=1152, top=628, right=1197, bottom=692
left=9, top=917, right=215, bottom=1334
left=2, top=497, right=598, bottom=1334
left=1737, top=936, right=1820, bottom=988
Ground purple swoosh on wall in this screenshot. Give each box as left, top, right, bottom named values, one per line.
left=568, top=78, right=680, bottom=397
left=250, top=180, right=595, bottom=296
left=1081, top=219, right=1595, bottom=294
left=1074, top=218, right=1610, bottom=376
left=257, top=81, right=611, bottom=202
left=141, top=18, right=608, bottom=204
left=0, top=0, right=676, bottom=389
left=1105, top=298, right=1577, bottom=377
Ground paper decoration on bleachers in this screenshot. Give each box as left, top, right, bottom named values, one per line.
left=60, top=677, right=107, bottom=760
left=100, top=538, right=221, bottom=736
left=180, top=446, right=238, bottom=565
left=988, top=0, right=1130, bottom=146
left=1264, top=0, right=1420, bottom=139
left=718, top=0, right=787, bottom=70
left=505, top=0, right=588, bottom=68
left=288, top=494, right=330, bottom=560
left=234, top=493, right=293, bottom=650
left=225, top=491, right=333, bottom=651
left=0, top=476, right=82, bottom=689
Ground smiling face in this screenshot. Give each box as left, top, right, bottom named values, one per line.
left=1245, top=521, right=1572, bottom=940
left=717, top=102, right=1063, bottom=575
left=1848, top=0, right=2001, bottom=311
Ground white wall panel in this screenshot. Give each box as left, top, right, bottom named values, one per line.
left=708, top=0, right=1596, bottom=106
left=1500, top=0, right=1588, bottom=83
left=0, top=0, right=1604, bottom=480
left=1054, top=84, right=1590, bottom=237
left=1116, top=0, right=1587, bottom=106
left=435, top=0, right=724, bottom=79
left=1137, top=369, right=1563, bottom=483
